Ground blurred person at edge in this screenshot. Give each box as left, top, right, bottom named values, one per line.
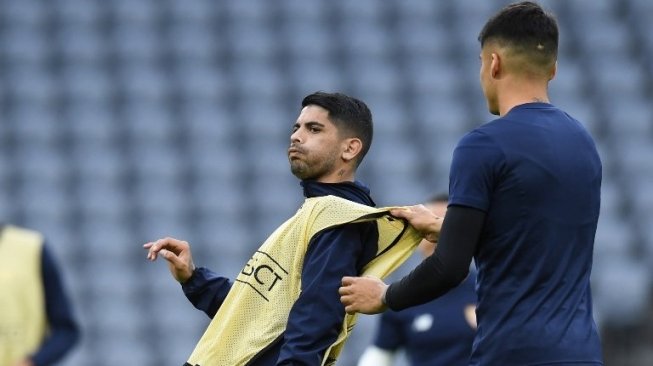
left=0, top=224, right=80, bottom=366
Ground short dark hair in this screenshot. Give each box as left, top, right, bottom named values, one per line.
left=478, top=1, right=558, bottom=69
left=301, top=91, right=373, bottom=167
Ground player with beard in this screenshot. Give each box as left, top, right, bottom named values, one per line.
left=144, top=91, right=422, bottom=366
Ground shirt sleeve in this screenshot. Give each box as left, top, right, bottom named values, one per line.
left=276, top=222, right=377, bottom=365
left=449, top=130, right=504, bottom=212
left=182, top=267, right=233, bottom=318
left=31, top=243, right=81, bottom=366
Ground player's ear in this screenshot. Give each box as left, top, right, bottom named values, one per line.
left=341, top=137, right=362, bottom=163
left=490, top=52, right=501, bottom=78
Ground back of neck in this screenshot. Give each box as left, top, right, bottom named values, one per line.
left=497, top=78, right=550, bottom=116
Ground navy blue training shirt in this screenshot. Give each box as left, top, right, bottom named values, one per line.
left=374, top=273, right=476, bottom=365
left=449, top=103, right=603, bottom=365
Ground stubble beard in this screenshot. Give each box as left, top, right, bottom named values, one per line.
left=289, top=153, right=338, bottom=181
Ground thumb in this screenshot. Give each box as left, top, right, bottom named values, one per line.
left=341, top=276, right=356, bottom=286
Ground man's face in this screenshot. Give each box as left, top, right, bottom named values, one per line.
left=479, top=46, right=500, bottom=115
left=288, top=105, right=344, bottom=181
left=418, top=201, right=448, bottom=258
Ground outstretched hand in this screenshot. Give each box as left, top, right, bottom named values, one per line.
left=143, top=237, right=195, bottom=283
left=390, top=204, right=443, bottom=243
left=339, top=276, right=388, bottom=315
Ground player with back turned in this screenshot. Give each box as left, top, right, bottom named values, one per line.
left=339, top=2, right=604, bottom=365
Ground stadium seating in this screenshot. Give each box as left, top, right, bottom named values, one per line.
left=1, top=0, right=651, bottom=365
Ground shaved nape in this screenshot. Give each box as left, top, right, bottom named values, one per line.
left=487, top=39, right=556, bottom=79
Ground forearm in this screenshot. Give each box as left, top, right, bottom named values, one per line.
left=385, top=205, right=484, bottom=310
left=182, top=267, right=232, bottom=318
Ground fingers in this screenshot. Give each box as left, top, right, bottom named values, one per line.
left=339, top=277, right=357, bottom=312
left=390, top=205, right=426, bottom=219
left=338, top=276, right=369, bottom=314
left=341, top=292, right=363, bottom=315
left=143, top=242, right=158, bottom=261
left=340, top=293, right=357, bottom=315
left=159, top=249, right=183, bottom=268
left=339, top=276, right=388, bottom=315
left=143, top=237, right=190, bottom=261
left=389, top=207, right=411, bottom=219
left=339, top=291, right=366, bottom=315
left=341, top=276, right=356, bottom=288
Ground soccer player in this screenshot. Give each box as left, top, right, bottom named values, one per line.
left=339, top=2, right=604, bottom=365
left=358, top=194, right=476, bottom=366
left=0, top=224, right=80, bottom=366
left=144, top=92, right=421, bottom=365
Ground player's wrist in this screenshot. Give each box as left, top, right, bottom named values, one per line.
left=179, top=265, right=196, bottom=284
left=425, top=218, right=442, bottom=242
left=381, top=284, right=389, bottom=309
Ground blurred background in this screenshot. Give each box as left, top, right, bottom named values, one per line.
left=1, top=0, right=651, bottom=365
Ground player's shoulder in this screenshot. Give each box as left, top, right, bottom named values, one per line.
left=475, top=115, right=511, bottom=135
left=1, top=224, right=44, bottom=242
left=455, top=122, right=503, bottom=153
left=0, top=224, right=45, bottom=252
